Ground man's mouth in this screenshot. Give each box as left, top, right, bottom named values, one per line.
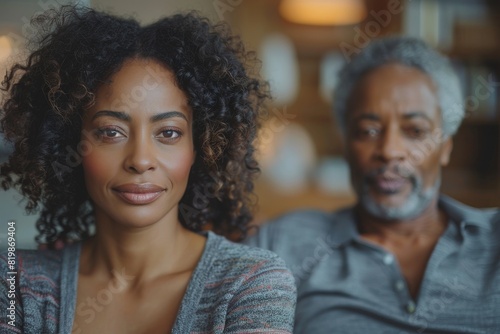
left=364, top=164, right=414, bottom=194
left=371, top=175, right=408, bottom=194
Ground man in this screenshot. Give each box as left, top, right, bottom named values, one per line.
left=246, top=37, right=500, bottom=333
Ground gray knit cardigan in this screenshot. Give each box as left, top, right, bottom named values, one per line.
left=0, top=231, right=296, bottom=333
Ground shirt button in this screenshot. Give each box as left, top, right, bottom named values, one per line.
left=383, top=254, right=394, bottom=265
left=406, top=301, right=416, bottom=314
left=395, top=280, right=405, bottom=292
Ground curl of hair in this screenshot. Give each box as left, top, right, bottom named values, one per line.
left=334, top=36, right=464, bottom=137
left=0, top=6, right=268, bottom=247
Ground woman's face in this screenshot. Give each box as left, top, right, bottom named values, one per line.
left=81, top=58, right=195, bottom=229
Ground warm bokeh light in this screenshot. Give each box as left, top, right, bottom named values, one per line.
left=0, top=36, right=13, bottom=62
left=279, top=0, right=367, bottom=26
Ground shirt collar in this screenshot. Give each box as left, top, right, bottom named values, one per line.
left=326, top=208, right=359, bottom=248
left=437, top=194, right=495, bottom=231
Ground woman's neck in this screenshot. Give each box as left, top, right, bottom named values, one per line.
left=79, top=213, right=206, bottom=287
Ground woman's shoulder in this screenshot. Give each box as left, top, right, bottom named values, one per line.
left=211, top=232, right=289, bottom=264
left=1, top=246, right=67, bottom=279
left=0, top=243, right=79, bottom=296
left=206, top=232, right=295, bottom=284
left=0, top=245, right=79, bottom=331
left=191, top=232, right=296, bottom=333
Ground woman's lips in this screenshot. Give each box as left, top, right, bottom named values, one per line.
left=112, top=183, right=165, bottom=205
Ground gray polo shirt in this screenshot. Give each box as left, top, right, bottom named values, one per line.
left=245, top=195, right=500, bottom=333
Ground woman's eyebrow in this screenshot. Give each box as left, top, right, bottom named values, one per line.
left=150, top=111, right=188, bottom=123
left=90, top=110, right=188, bottom=122
left=91, top=110, right=131, bottom=121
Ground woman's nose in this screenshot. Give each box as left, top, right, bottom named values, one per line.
left=123, top=137, right=157, bottom=174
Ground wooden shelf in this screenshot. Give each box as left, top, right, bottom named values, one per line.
left=441, top=169, right=499, bottom=208
left=462, top=117, right=500, bottom=125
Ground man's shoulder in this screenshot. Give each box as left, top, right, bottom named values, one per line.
left=266, top=207, right=352, bottom=233
left=251, top=207, right=352, bottom=242
left=265, top=208, right=339, bottom=231
left=243, top=207, right=354, bottom=272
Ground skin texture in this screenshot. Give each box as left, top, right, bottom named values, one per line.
left=345, top=63, right=453, bottom=299
left=73, top=58, right=206, bottom=333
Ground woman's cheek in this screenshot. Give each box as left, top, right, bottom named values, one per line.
left=161, top=151, right=195, bottom=183
left=82, top=150, right=114, bottom=188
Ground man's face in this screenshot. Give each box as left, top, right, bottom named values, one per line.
left=345, top=63, right=453, bottom=220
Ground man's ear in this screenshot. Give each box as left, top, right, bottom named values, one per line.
left=440, top=137, right=453, bottom=166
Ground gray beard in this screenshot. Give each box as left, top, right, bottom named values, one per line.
left=359, top=175, right=441, bottom=221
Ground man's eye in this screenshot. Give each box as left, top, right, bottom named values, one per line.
left=406, top=127, right=429, bottom=139
left=351, top=127, right=380, bottom=140
left=358, top=128, right=379, bottom=138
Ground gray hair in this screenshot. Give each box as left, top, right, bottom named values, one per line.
left=334, top=36, right=464, bottom=137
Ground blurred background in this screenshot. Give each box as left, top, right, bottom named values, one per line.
left=1, top=0, right=499, bottom=248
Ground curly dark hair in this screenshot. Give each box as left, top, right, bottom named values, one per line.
left=0, top=6, right=269, bottom=248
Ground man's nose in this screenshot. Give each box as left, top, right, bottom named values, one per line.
left=376, top=126, right=407, bottom=162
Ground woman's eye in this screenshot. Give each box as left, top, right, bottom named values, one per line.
left=159, top=129, right=181, bottom=139
left=94, top=127, right=125, bottom=141
left=103, top=129, right=120, bottom=137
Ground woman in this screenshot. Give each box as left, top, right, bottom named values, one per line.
left=0, top=6, right=296, bottom=334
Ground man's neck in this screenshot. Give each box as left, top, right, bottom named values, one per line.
left=355, top=197, right=450, bottom=300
